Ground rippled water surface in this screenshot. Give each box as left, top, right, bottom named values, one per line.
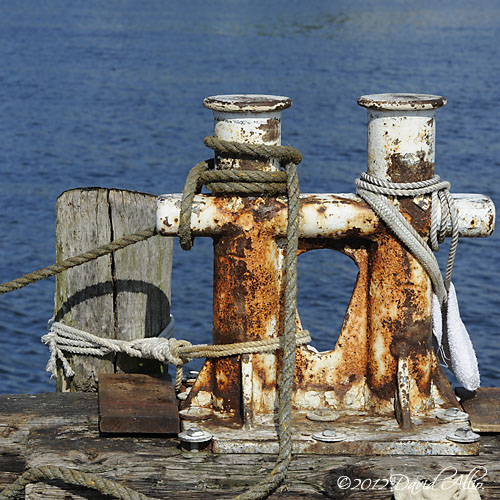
left=0, top=0, right=499, bottom=393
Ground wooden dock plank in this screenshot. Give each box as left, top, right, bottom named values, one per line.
left=458, top=387, right=500, bottom=433
left=0, top=393, right=498, bottom=499
left=98, top=373, right=179, bottom=434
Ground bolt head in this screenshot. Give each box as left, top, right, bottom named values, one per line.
left=437, top=407, right=469, bottom=423
left=446, top=426, right=480, bottom=443
left=312, top=429, right=347, bottom=443
left=178, top=426, right=213, bottom=444
left=187, top=428, right=204, bottom=437
left=306, top=408, right=339, bottom=422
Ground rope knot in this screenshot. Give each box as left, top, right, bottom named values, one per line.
left=130, top=337, right=192, bottom=366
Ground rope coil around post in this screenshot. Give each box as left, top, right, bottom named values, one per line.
left=355, top=171, right=481, bottom=391
left=178, top=136, right=302, bottom=500
left=178, top=136, right=302, bottom=251
left=355, top=173, right=459, bottom=305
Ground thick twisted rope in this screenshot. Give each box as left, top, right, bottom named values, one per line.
left=0, top=227, right=156, bottom=295
left=178, top=136, right=302, bottom=250
left=44, top=321, right=311, bottom=391
left=237, top=162, right=300, bottom=500
left=204, top=135, right=303, bottom=165
left=178, top=136, right=302, bottom=500
left=0, top=464, right=156, bottom=500
left=356, top=173, right=459, bottom=305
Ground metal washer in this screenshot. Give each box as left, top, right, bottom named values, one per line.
left=446, top=427, right=480, bottom=443
left=312, top=429, right=346, bottom=443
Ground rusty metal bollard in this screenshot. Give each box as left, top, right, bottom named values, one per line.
left=358, top=94, right=447, bottom=430
left=157, top=94, right=495, bottom=455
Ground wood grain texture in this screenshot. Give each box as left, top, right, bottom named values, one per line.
left=55, top=189, right=115, bottom=392
left=459, top=387, right=500, bottom=433
left=0, top=393, right=498, bottom=499
left=108, top=189, right=172, bottom=375
left=98, top=373, right=179, bottom=434
left=54, top=188, right=173, bottom=391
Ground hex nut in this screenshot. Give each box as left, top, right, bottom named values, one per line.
left=178, top=427, right=213, bottom=452
left=179, top=427, right=213, bottom=443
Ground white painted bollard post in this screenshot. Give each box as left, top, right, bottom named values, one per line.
left=357, top=93, right=448, bottom=429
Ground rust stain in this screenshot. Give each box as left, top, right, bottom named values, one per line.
left=179, top=105, right=465, bottom=428
left=257, top=118, right=280, bottom=143
left=387, top=151, right=434, bottom=183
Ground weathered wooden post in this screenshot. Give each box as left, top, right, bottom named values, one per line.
left=55, top=188, right=173, bottom=392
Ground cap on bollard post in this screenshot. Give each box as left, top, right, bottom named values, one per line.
left=203, top=94, right=292, bottom=171
left=358, top=93, right=446, bottom=182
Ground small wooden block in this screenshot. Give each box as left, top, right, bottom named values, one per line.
left=457, top=387, right=500, bottom=433
left=99, top=373, right=179, bottom=434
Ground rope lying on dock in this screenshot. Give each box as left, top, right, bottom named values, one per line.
left=0, top=464, right=157, bottom=500
left=44, top=321, right=311, bottom=392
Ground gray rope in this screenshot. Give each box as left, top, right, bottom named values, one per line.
left=236, top=162, right=300, bottom=500
left=355, top=173, right=459, bottom=304
left=0, top=464, right=157, bottom=500
left=0, top=226, right=156, bottom=295
left=178, top=137, right=302, bottom=500
left=44, top=321, right=311, bottom=392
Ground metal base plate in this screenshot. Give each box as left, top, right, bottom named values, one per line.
left=181, top=410, right=479, bottom=455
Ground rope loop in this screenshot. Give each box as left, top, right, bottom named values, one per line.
left=355, top=173, right=459, bottom=304
left=203, top=135, right=303, bottom=165
left=178, top=137, right=302, bottom=251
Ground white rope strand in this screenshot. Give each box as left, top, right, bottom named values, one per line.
left=42, top=321, right=311, bottom=390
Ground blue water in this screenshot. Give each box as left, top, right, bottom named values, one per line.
left=0, top=0, right=499, bottom=393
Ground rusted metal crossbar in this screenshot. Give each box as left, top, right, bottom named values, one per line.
left=157, top=93, right=495, bottom=455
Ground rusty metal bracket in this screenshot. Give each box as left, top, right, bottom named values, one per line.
left=157, top=93, right=495, bottom=455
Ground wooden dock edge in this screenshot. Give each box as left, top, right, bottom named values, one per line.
left=0, top=393, right=498, bottom=499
